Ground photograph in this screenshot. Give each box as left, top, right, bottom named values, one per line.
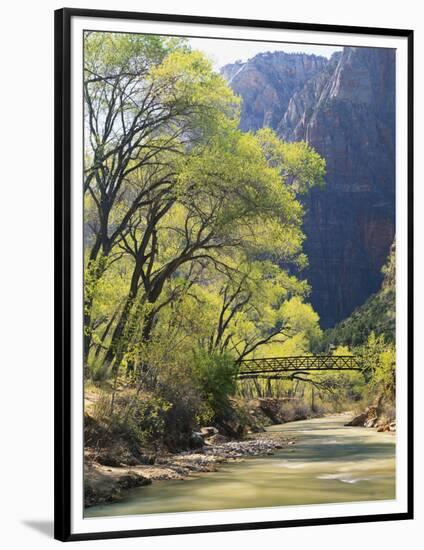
left=54, top=8, right=412, bottom=541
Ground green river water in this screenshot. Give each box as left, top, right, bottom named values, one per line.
left=85, top=414, right=395, bottom=518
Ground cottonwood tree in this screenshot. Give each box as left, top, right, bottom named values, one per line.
left=199, top=259, right=306, bottom=360
left=83, top=32, right=326, bottom=380
left=97, top=128, right=324, bottom=374
left=83, top=32, right=239, bottom=358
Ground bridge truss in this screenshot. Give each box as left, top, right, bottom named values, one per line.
left=237, top=355, right=363, bottom=380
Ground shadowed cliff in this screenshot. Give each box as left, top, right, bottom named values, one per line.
left=222, top=47, right=395, bottom=327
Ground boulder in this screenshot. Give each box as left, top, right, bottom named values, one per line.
left=189, top=432, right=205, bottom=449
left=346, top=405, right=378, bottom=428
left=364, top=418, right=376, bottom=428
left=205, top=434, right=229, bottom=445
left=345, top=412, right=367, bottom=426
left=200, top=426, right=219, bottom=437
left=84, top=465, right=151, bottom=508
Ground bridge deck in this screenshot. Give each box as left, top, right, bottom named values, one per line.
left=237, top=355, right=362, bottom=379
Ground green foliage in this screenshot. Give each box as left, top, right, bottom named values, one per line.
left=120, top=395, right=172, bottom=447
left=359, top=332, right=395, bottom=399
left=256, top=128, right=326, bottom=193
left=82, top=31, right=332, bottom=448
left=315, top=246, right=396, bottom=411
left=84, top=31, right=188, bottom=80
left=93, top=390, right=172, bottom=448
left=87, top=358, right=110, bottom=383
left=191, top=350, right=238, bottom=421
left=324, top=345, right=365, bottom=402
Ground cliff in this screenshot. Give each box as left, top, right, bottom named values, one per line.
left=221, top=52, right=328, bottom=132
left=323, top=243, right=396, bottom=348
left=222, top=47, right=395, bottom=327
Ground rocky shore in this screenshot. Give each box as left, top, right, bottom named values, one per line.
left=85, top=429, right=296, bottom=508
left=345, top=396, right=396, bottom=432
left=345, top=406, right=396, bottom=432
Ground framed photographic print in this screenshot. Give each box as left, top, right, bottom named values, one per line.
left=54, top=7, right=413, bottom=541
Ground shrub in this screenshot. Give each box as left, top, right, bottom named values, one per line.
left=154, top=363, right=207, bottom=450
left=120, top=394, right=172, bottom=447
left=191, top=350, right=238, bottom=421
left=293, top=403, right=310, bottom=420
left=87, top=358, right=111, bottom=383
left=91, top=389, right=171, bottom=449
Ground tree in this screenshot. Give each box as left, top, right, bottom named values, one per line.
left=200, top=261, right=308, bottom=361
left=361, top=332, right=395, bottom=398
left=83, top=32, right=326, bottom=381
left=83, top=33, right=239, bottom=359
left=104, top=126, right=324, bottom=373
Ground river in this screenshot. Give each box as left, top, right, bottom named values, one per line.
left=85, top=414, right=395, bottom=517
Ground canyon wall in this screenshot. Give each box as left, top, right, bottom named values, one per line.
left=222, top=47, right=395, bottom=327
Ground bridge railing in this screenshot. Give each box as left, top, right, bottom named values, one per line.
left=237, top=355, right=363, bottom=378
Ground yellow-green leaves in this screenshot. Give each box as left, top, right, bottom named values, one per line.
left=83, top=31, right=327, bottom=376
left=361, top=332, right=395, bottom=397
left=256, top=127, right=326, bottom=193
left=84, top=31, right=187, bottom=77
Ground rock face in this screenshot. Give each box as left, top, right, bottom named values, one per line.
left=222, top=47, right=395, bottom=327
left=221, top=52, right=328, bottom=133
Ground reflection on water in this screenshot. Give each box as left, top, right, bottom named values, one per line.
left=85, top=415, right=395, bottom=518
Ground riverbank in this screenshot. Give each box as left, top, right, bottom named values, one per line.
left=84, top=394, right=327, bottom=507
left=345, top=395, right=396, bottom=432
left=85, top=414, right=396, bottom=517
left=85, top=428, right=296, bottom=507
left=84, top=393, right=363, bottom=508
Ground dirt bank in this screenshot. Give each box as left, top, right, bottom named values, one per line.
left=84, top=395, right=331, bottom=508
left=85, top=429, right=296, bottom=508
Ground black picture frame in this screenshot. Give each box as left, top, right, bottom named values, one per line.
left=54, top=7, right=414, bottom=542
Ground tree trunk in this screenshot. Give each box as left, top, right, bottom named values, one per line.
left=83, top=235, right=105, bottom=363
left=104, top=264, right=141, bottom=370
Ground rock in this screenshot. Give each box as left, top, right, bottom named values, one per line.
left=189, top=432, right=205, bottom=449
left=84, top=465, right=151, bottom=508
left=200, top=426, right=219, bottom=437
left=345, top=412, right=367, bottom=426
left=118, top=472, right=151, bottom=491
left=205, top=434, right=229, bottom=445
left=217, top=417, right=247, bottom=438
left=221, top=52, right=328, bottom=133
left=247, top=427, right=261, bottom=434
left=95, top=452, right=123, bottom=467
left=347, top=405, right=379, bottom=428
left=140, top=454, right=156, bottom=465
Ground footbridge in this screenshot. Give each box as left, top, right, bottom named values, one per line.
left=237, top=355, right=363, bottom=380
